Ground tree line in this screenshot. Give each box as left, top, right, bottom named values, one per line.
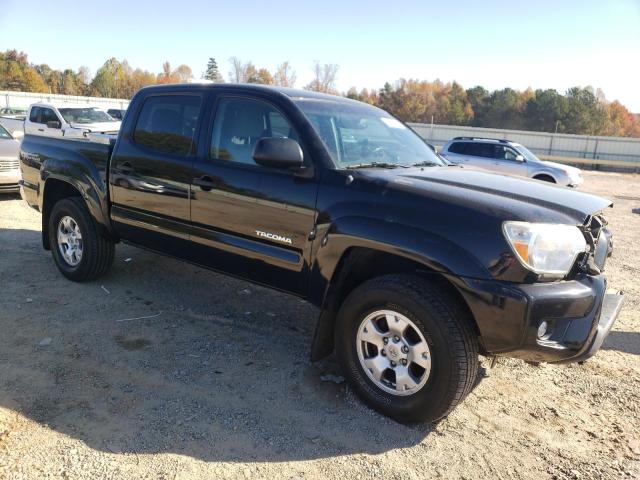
left=1, top=49, right=638, bottom=137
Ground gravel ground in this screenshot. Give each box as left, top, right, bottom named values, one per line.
left=0, top=171, right=639, bottom=480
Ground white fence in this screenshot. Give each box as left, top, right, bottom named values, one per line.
left=1, top=90, right=130, bottom=110
left=409, top=123, right=640, bottom=168
left=2, top=90, right=639, bottom=168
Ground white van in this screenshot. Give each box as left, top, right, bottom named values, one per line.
left=24, top=103, right=121, bottom=138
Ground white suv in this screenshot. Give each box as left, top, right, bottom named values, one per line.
left=0, top=124, right=21, bottom=193
left=440, top=137, right=583, bottom=187
left=24, top=103, right=121, bottom=139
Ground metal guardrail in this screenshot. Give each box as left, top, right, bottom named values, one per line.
left=410, top=123, right=640, bottom=169
left=537, top=155, right=639, bottom=168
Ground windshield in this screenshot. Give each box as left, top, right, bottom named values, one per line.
left=58, top=108, right=116, bottom=124
left=0, top=124, right=11, bottom=139
left=294, top=99, right=444, bottom=168
left=514, top=144, right=541, bottom=163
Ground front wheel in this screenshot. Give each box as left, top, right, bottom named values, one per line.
left=49, top=197, right=115, bottom=282
left=335, top=274, right=479, bottom=423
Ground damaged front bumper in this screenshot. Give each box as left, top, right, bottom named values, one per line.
left=454, top=273, right=624, bottom=364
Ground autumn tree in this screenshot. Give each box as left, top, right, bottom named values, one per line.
left=228, top=57, right=246, bottom=83
left=173, top=64, right=193, bottom=83
left=2, top=49, right=639, bottom=137
left=605, top=101, right=640, bottom=137
left=305, top=62, right=339, bottom=94
left=273, top=61, right=296, bottom=87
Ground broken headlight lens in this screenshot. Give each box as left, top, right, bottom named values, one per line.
left=503, top=221, right=587, bottom=277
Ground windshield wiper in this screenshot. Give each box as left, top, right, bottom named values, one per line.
left=345, top=162, right=407, bottom=169
left=410, top=161, right=440, bottom=167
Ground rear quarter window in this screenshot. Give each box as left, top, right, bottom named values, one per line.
left=133, top=95, right=202, bottom=156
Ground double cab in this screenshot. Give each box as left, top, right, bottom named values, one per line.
left=19, top=84, right=623, bottom=423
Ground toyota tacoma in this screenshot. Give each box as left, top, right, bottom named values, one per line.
left=19, top=84, right=624, bottom=423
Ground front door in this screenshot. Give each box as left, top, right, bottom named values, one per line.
left=109, top=93, right=203, bottom=252
left=189, top=95, right=319, bottom=296
left=491, top=145, right=526, bottom=177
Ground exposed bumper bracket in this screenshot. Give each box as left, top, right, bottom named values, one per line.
left=559, top=291, right=624, bottom=363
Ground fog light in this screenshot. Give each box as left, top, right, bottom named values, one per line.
left=537, top=321, right=549, bottom=339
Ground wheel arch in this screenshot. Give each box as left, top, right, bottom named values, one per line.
left=41, top=175, right=114, bottom=250
left=310, top=245, right=482, bottom=361
left=532, top=173, right=557, bottom=183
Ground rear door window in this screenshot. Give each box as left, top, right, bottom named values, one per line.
left=466, top=143, right=496, bottom=158
left=133, top=95, right=202, bottom=156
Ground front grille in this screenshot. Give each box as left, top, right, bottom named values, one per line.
left=0, top=157, right=19, bottom=172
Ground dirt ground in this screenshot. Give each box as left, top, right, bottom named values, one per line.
left=0, top=171, right=638, bottom=480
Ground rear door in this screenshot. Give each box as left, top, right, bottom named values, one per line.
left=462, top=142, right=498, bottom=170
left=442, top=142, right=470, bottom=164
left=189, top=94, right=319, bottom=295
left=109, top=92, right=203, bottom=252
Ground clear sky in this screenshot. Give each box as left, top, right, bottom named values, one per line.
left=1, top=0, right=639, bottom=111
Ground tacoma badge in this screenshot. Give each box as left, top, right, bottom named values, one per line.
left=255, top=230, right=293, bottom=244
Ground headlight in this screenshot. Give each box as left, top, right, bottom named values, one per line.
left=568, top=169, right=582, bottom=184
left=503, top=221, right=587, bottom=277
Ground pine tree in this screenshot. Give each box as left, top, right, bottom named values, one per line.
left=204, top=57, right=223, bottom=82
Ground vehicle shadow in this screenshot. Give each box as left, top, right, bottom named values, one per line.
left=0, top=227, right=444, bottom=463
left=602, top=331, right=640, bottom=355
left=0, top=192, right=21, bottom=201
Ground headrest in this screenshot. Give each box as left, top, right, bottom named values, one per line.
left=150, top=108, right=181, bottom=134
left=222, top=103, right=266, bottom=138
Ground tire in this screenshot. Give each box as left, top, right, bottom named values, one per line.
left=49, top=197, right=115, bottom=282
left=335, top=274, right=478, bottom=423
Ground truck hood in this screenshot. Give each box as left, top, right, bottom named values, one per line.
left=362, top=165, right=611, bottom=224
left=68, top=121, right=121, bottom=132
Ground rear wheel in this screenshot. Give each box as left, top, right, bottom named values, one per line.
left=49, top=197, right=115, bottom=282
left=335, top=274, right=479, bottom=423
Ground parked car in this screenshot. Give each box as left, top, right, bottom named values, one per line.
left=0, top=107, right=28, bottom=118
left=0, top=123, right=21, bottom=193
left=0, top=113, right=26, bottom=137
left=19, top=84, right=623, bottom=423
left=107, top=108, right=127, bottom=120
left=440, top=137, right=583, bottom=187
left=24, top=103, right=121, bottom=138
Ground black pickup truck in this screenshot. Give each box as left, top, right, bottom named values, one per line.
left=19, top=84, right=624, bottom=423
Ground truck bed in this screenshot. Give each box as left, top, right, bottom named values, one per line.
left=19, top=133, right=114, bottom=211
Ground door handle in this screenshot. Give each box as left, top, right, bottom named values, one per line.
left=193, top=175, right=216, bottom=191
left=38, top=128, right=44, bottom=132
left=119, top=162, right=133, bottom=175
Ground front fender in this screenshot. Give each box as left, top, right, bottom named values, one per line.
left=308, top=215, right=490, bottom=307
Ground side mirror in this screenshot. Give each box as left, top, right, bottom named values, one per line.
left=515, top=154, right=525, bottom=162
left=253, top=137, right=304, bottom=169
left=47, top=120, right=62, bottom=129
left=11, top=130, right=24, bottom=140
